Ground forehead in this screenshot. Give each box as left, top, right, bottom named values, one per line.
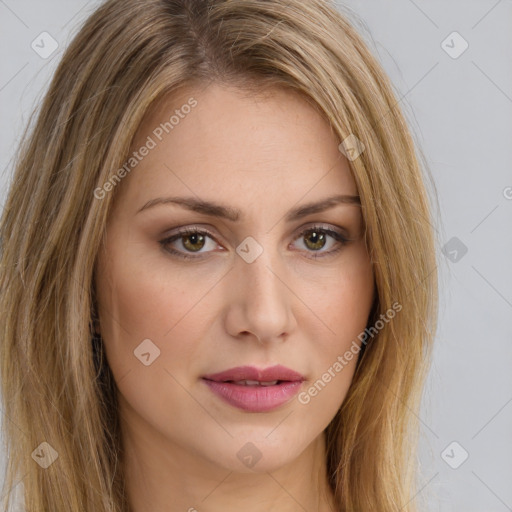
left=115, top=82, right=358, bottom=212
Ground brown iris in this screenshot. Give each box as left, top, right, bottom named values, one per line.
left=181, top=233, right=206, bottom=252
left=303, top=229, right=326, bottom=251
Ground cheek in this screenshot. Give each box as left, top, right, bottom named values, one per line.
left=291, top=258, right=374, bottom=442
left=95, top=247, right=220, bottom=382
left=303, top=246, right=374, bottom=379
left=94, top=258, right=213, bottom=430
left=312, top=246, right=374, bottom=332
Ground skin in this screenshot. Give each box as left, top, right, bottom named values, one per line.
left=94, top=82, right=375, bottom=512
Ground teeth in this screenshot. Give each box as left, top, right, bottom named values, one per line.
left=231, top=380, right=279, bottom=386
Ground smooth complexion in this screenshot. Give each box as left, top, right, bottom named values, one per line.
left=94, top=82, right=375, bottom=512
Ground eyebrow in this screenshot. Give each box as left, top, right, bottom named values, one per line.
left=136, top=194, right=361, bottom=222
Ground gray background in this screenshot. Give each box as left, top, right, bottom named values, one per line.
left=1, top=1, right=511, bottom=511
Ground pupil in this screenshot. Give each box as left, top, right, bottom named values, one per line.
left=183, top=233, right=205, bottom=252
left=306, top=230, right=325, bottom=250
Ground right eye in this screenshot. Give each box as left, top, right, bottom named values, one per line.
left=159, top=227, right=223, bottom=260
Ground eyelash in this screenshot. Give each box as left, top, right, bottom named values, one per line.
left=159, top=224, right=350, bottom=261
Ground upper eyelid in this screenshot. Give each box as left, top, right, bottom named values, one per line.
left=163, top=223, right=347, bottom=239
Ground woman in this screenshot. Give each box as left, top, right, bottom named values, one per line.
left=0, top=0, right=439, bottom=510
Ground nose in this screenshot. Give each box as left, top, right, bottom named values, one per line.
left=223, top=239, right=297, bottom=344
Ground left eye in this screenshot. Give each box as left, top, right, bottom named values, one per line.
left=291, top=226, right=349, bottom=258
left=159, top=225, right=349, bottom=260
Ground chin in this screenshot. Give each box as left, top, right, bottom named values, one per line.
left=200, top=431, right=311, bottom=474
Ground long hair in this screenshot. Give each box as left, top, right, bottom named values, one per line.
left=0, top=0, right=439, bottom=510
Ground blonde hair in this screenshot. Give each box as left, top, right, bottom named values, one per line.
left=0, top=0, right=439, bottom=510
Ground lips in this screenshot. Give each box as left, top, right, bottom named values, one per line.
left=202, top=364, right=305, bottom=384
left=201, top=365, right=305, bottom=412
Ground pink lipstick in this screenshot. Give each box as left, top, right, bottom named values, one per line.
left=202, top=365, right=305, bottom=412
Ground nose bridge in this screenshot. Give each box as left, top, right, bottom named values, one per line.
left=227, top=233, right=295, bottom=341
left=236, top=232, right=282, bottom=295
left=239, top=239, right=279, bottom=294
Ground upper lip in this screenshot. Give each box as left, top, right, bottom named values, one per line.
left=202, top=365, right=305, bottom=383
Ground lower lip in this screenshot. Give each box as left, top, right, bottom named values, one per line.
left=202, top=379, right=303, bottom=412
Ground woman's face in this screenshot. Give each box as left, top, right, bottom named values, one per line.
left=94, top=82, right=375, bottom=474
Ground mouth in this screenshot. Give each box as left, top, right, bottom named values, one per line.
left=201, top=365, right=305, bottom=412
left=202, top=364, right=305, bottom=384
left=208, top=379, right=284, bottom=386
